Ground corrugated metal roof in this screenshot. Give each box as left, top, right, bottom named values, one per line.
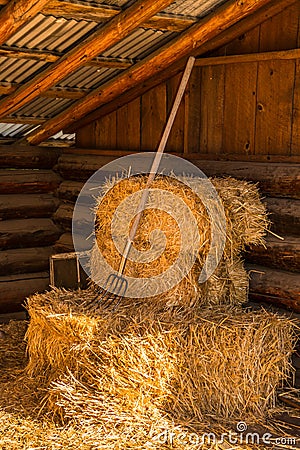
left=0, top=123, right=33, bottom=137
left=0, top=122, right=75, bottom=140
left=71, top=0, right=136, bottom=8
left=102, top=28, right=174, bottom=59
left=5, top=14, right=99, bottom=53
left=0, top=57, right=48, bottom=84
left=58, top=67, right=121, bottom=89
left=10, top=97, right=75, bottom=119
left=75, top=0, right=227, bottom=18
left=0, top=0, right=229, bottom=142
left=164, top=0, right=226, bottom=17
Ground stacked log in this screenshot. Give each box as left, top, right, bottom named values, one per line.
left=0, top=145, right=62, bottom=313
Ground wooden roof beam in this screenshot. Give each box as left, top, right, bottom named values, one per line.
left=2, top=48, right=288, bottom=100
left=0, top=46, right=59, bottom=62
left=195, top=48, right=300, bottom=67
left=18, top=0, right=296, bottom=145
left=44, top=1, right=197, bottom=32
left=0, top=0, right=197, bottom=32
left=0, top=0, right=49, bottom=45
left=0, top=0, right=175, bottom=119
left=0, top=83, right=88, bottom=99
left=0, top=117, right=45, bottom=125
left=0, top=46, right=134, bottom=68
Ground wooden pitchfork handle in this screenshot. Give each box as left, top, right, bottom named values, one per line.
left=118, top=56, right=196, bottom=275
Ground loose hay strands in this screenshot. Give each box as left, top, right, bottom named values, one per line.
left=91, top=175, right=268, bottom=308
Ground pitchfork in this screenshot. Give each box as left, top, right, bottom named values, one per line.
left=87, top=56, right=195, bottom=312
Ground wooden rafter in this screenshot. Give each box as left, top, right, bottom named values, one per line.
left=0, top=117, right=45, bottom=125
left=0, top=46, right=134, bottom=68
left=0, top=46, right=58, bottom=63
left=18, top=0, right=295, bottom=145
left=0, top=83, right=88, bottom=99
left=88, top=57, right=133, bottom=69
left=0, top=0, right=197, bottom=32
left=194, top=48, right=300, bottom=66
left=44, top=1, right=197, bottom=32
left=0, top=0, right=174, bottom=119
left=0, top=0, right=49, bottom=45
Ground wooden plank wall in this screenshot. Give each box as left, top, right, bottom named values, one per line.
left=0, top=146, right=62, bottom=313
left=76, top=3, right=300, bottom=159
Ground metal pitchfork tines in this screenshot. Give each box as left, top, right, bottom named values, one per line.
left=87, top=56, right=195, bottom=312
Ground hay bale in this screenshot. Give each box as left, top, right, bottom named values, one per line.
left=0, top=305, right=297, bottom=450
left=91, top=175, right=267, bottom=307
left=25, top=289, right=296, bottom=426
left=202, top=257, right=249, bottom=306
left=0, top=320, right=27, bottom=380
left=212, top=177, right=269, bottom=248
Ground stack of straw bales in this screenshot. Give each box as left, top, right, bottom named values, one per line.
left=19, top=175, right=297, bottom=447
left=91, top=174, right=268, bottom=307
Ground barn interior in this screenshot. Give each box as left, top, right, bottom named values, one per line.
left=0, top=0, right=300, bottom=448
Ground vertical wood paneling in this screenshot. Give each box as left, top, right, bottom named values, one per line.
left=291, top=18, right=300, bottom=156
left=259, top=3, right=299, bottom=51
left=75, top=122, right=96, bottom=148
left=255, top=60, right=295, bottom=155
left=223, top=63, right=257, bottom=154
left=141, top=83, right=166, bottom=151
left=74, top=5, right=300, bottom=159
left=222, top=27, right=260, bottom=55
left=200, top=65, right=225, bottom=154
left=94, top=111, right=117, bottom=149
left=291, top=59, right=300, bottom=155
left=185, top=67, right=201, bottom=153
left=166, top=74, right=185, bottom=152
left=117, top=98, right=141, bottom=151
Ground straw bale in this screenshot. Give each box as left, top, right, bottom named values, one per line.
left=25, top=289, right=296, bottom=426
left=0, top=312, right=297, bottom=449
left=0, top=320, right=27, bottom=381
left=212, top=176, right=269, bottom=249
left=91, top=174, right=267, bottom=307
left=202, top=257, right=249, bottom=306
left=25, top=289, right=98, bottom=385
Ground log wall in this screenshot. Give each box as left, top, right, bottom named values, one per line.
left=0, top=145, right=62, bottom=313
